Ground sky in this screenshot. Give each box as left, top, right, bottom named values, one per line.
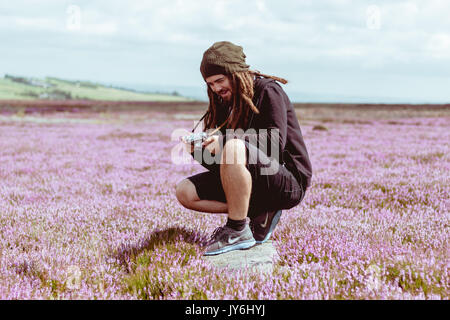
left=0, top=0, right=449, bottom=103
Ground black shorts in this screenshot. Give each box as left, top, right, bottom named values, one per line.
left=187, top=140, right=306, bottom=219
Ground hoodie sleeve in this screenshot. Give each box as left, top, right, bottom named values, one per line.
left=219, top=82, right=288, bottom=161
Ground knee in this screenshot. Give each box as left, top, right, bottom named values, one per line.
left=175, top=179, right=198, bottom=207
left=222, top=138, right=247, bottom=165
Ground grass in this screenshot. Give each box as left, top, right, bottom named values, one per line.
left=0, top=76, right=193, bottom=101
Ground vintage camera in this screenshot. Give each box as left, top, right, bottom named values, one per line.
left=181, top=132, right=208, bottom=148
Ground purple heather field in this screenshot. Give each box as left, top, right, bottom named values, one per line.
left=0, top=105, right=448, bottom=299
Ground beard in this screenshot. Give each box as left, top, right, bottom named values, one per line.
left=218, top=93, right=232, bottom=106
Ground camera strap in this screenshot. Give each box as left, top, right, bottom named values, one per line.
left=191, top=111, right=209, bottom=133
left=191, top=108, right=231, bottom=137
left=207, top=118, right=229, bottom=136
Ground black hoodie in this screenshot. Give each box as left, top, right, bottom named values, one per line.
left=191, top=76, right=312, bottom=189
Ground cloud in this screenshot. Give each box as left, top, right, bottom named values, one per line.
left=0, top=0, right=449, bottom=102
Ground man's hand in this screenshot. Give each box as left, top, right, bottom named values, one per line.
left=183, top=141, right=194, bottom=154
left=202, top=135, right=221, bottom=155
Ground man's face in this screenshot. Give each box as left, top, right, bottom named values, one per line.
left=205, top=74, right=233, bottom=103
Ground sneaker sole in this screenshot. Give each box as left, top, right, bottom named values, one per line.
left=255, top=210, right=282, bottom=244
left=203, top=239, right=256, bottom=256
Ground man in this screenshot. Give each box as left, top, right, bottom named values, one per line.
left=176, top=41, right=312, bottom=256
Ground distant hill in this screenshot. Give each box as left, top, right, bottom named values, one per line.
left=0, top=74, right=194, bottom=101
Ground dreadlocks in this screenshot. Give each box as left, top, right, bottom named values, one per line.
left=203, top=70, right=288, bottom=131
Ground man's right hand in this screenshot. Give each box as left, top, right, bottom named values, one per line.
left=202, top=135, right=221, bottom=155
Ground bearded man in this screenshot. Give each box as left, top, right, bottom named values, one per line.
left=176, top=41, right=312, bottom=256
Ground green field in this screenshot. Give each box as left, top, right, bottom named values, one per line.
left=0, top=75, right=193, bottom=102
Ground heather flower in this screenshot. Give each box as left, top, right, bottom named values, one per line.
left=0, top=111, right=448, bottom=299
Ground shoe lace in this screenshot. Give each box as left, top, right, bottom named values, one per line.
left=209, top=226, right=225, bottom=242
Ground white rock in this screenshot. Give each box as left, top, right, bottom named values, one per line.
left=202, top=240, right=279, bottom=274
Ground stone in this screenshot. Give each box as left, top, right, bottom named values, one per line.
left=202, top=240, right=279, bottom=274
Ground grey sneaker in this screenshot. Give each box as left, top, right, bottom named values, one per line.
left=203, top=224, right=256, bottom=256
left=250, top=209, right=283, bottom=244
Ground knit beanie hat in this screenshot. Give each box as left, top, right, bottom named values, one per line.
left=200, top=41, right=250, bottom=80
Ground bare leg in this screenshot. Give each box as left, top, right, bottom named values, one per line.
left=187, top=199, right=228, bottom=214
left=220, top=139, right=252, bottom=220
left=175, top=179, right=228, bottom=213
left=175, top=139, right=251, bottom=219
